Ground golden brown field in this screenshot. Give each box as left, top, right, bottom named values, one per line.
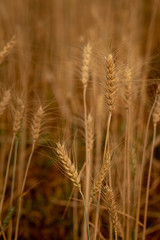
left=0, top=0, right=160, bottom=239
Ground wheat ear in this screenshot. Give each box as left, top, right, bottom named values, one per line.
left=87, top=114, right=94, bottom=152
left=105, top=54, right=117, bottom=113
left=56, top=143, right=81, bottom=190
left=32, top=106, right=44, bottom=143
left=13, top=99, right=25, bottom=135
left=104, top=185, right=122, bottom=239
left=153, top=85, right=160, bottom=124
left=0, top=36, right=16, bottom=65
left=81, top=43, right=92, bottom=87
left=0, top=90, right=11, bottom=116
left=89, top=153, right=110, bottom=205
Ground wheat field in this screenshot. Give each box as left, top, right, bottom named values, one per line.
left=0, top=0, right=160, bottom=239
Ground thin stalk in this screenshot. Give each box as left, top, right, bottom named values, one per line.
left=142, top=124, right=157, bottom=240
left=126, top=109, right=131, bottom=239
left=80, top=190, right=90, bottom=240
left=94, top=111, right=112, bottom=240
left=115, top=232, right=118, bottom=240
left=8, top=138, right=18, bottom=240
left=83, top=86, right=90, bottom=208
left=135, top=97, right=157, bottom=240
left=83, top=85, right=90, bottom=240
left=109, top=163, right=113, bottom=240
left=0, top=134, right=16, bottom=221
left=103, top=111, right=112, bottom=162
left=93, top=192, right=100, bottom=240
left=14, top=142, right=35, bottom=240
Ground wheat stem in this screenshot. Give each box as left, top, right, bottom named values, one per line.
left=14, top=143, right=35, bottom=240
left=8, top=138, right=18, bottom=240
left=142, top=123, right=156, bottom=240
left=0, top=135, right=16, bottom=221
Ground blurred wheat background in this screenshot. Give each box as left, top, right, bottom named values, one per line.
left=0, top=0, right=160, bottom=239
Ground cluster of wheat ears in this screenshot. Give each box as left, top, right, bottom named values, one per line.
left=0, top=21, right=160, bottom=240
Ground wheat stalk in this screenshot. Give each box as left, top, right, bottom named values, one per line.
left=56, top=143, right=90, bottom=240
left=124, top=67, right=131, bottom=109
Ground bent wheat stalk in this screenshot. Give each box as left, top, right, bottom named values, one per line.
left=56, top=143, right=90, bottom=240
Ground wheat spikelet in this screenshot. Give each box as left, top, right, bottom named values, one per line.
left=56, top=143, right=81, bottom=190
left=81, top=43, right=92, bottom=87
left=13, top=99, right=25, bottom=135
left=87, top=113, right=94, bottom=152
left=32, top=106, right=44, bottom=142
left=0, top=36, right=16, bottom=65
left=0, top=90, right=11, bottom=116
left=105, top=54, right=117, bottom=112
left=89, top=153, right=110, bottom=205
left=153, top=85, right=160, bottom=124
left=124, top=67, right=132, bottom=109
left=104, top=185, right=122, bottom=237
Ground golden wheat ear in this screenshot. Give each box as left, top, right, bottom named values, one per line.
left=153, top=85, right=160, bottom=125
left=32, top=106, right=44, bottom=143
left=104, top=185, right=123, bottom=238
left=56, top=142, right=81, bottom=191
left=13, top=98, right=25, bottom=135
left=105, top=54, right=117, bottom=112
left=89, top=153, right=110, bottom=205
left=81, top=43, right=92, bottom=87
left=0, top=35, right=16, bottom=65
left=0, top=90, right=11, bottom=116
